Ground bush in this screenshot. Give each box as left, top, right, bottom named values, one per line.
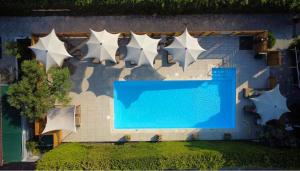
left=0, top=0, right=299, bottom=16
left=187, top=132, right=199, bottom=141
left=289, top=36, right=300, bottom=49
left=268, top=32, right=276, bottom=49
left=36, top=143, right=88, bottom=170
left=152, top=134, right=162, bottom=142
left=7, top=60, right=72, bottom=120
left=123, top=134, right=131, bottom=142
left=223, top=133, right=232, bottom=140
left=26, top=140, right=40, bottom=156
left=259, top=121, right=299, bottom=148
left=36, top=141, right=300, bottom=170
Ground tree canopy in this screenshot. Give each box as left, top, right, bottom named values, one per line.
left=7, top=60, right=72, bottom=121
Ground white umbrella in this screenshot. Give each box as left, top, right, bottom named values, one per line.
left=251, top=85, right=290, bottom=124
left=29, top=29, right=72, bottom=71
left=125, top=32, right=160, bottom=67
left=84, top=29, right=120, bottom=63
left=165, top=28, right=206, bottom=70
left=42, top=106, right=76, bottom=134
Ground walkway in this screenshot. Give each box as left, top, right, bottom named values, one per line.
left=0, top=14, right=297, bottom=46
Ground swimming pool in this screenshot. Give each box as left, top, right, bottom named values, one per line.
left=114, top=68, right=236, bottom=129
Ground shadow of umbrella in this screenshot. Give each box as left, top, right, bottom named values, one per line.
left=124, top=65, right=166, bottom=81
left=86, top=63, right=123, bottom=97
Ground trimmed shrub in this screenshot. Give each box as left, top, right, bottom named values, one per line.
left=123, top=134, right=131, bottom=142
left=36, top=143, right=88, bottom=170
left=268, top=32, right=276, bottom=49
left=36, top=142, right=300, bottom=170
left=152, top=134, right=162, bottom=142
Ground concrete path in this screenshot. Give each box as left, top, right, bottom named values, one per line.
left=0, top=14, right=298, bottom=44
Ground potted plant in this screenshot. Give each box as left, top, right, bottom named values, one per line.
left=153, top=134, right=162, bottom=142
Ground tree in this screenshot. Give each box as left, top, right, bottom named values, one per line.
left=7, top=60, right=72, bottom=121
left=48, top=67, right=72, bottom=105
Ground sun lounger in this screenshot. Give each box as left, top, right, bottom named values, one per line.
left=167, top=55, right=175, bottom=64
left=267, top=50, right=282, bottom=66
left=243, top=88, right=264, bottom=98
left=75, top=105, right=81, bottom=127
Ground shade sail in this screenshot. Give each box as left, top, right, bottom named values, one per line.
left=84, top=29, right=120, bottom=63
left=42, top=106, right=76, bottom=134
left=165, top=28, right=206, bottom=70
left=29, top=29, right=72, bottom=71
left=125, top=32, right=160, bottom=67
left=251, top=85, right=290, bottom=124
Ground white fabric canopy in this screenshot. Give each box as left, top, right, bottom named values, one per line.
left=29, top=29, right=72, bottom=71
left=84, top=29, right=120, bottom=63
left=165, top=28, right=206, bottom=70
left=42, top=106, right=76, bottom=134
left=251, top=85, right=290, bottom=124
left=125, top=32, right=160, bottom=67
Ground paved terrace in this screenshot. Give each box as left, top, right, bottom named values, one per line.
left=0, top=15, right=298, bottom=141
left=60, top=35, right=269, bottom=142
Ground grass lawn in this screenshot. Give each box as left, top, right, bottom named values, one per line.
left=36, top=141, right=300, bottom=170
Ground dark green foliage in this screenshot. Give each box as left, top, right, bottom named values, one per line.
left=0, top=0, right=299, bottom=16
left=7, top=60, right=72, bottom=121
left=267, top=32, right=276, bottom=49
left=152, top=134, right=162, bottom=142
left=289, top=36, right=300, bottom=49
left=123, top=134, right=131, bottom=142
left=259, top=124, right=299, bottom=148
left=48, top=68, right=72, bottom=105
left=36, top=141, right=300, bottom=170
left=26, top=140, right=40, bottom=155
left=7, top=60, right=54, bottom=120
left=223, top=133, right=232, bottom=140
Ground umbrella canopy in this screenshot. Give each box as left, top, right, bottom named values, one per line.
left=251, top=85, right=290, bottom=124
left=29, top=29, right=72, bottom=71
left=125, top=32, right=160, bottom=67
left=84, top=29, right=120, bottom=63
left=42, top=106, right=76, bottom=134
left=165, top=28, right=206, bottom=70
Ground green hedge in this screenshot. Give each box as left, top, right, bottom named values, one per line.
left=36, top=141, right=300, bottom=170
left=0, top=0, right=300, bottom=16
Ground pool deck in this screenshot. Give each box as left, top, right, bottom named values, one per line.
left=62, top=35, right=269, bottom=142
left=0, top=14, right=295, bottom=141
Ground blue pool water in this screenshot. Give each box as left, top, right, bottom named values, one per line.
left=114, top=68, right=236, bottom=129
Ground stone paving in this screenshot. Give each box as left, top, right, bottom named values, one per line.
left=61, top=35, right=269, bottom=142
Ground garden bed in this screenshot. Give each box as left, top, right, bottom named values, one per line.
left=36, top=141, right=300, bottom=170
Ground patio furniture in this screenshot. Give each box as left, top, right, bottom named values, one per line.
left=167, top=55, right=176, bottom=64
left=243, top=88, right=264, bottom=98
left=92, top=58, right=101, bottom=64
left=254, top=52, right=267, bottom=59
left=267, top=50, right=282, bottom=66
left=73, top=49, right=84, bottom=60
left=268, top=76, right=277, bottom=89
left=75, top=105, right=81, bottom=127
